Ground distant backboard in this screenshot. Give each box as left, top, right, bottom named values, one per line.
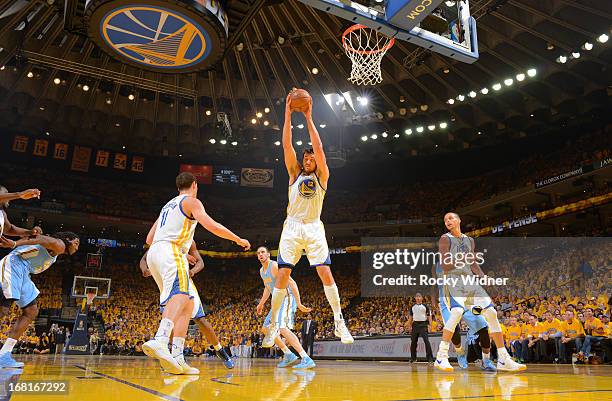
left=298, top=0, right=478, bottom=63
left=71, top=276, right=111, bottom=300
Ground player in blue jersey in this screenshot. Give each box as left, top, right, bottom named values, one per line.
left=0, top=232, right=79, bottom=368
left=256, top=246, right=315, bottom=369
left=432, top=262, right=496, bottom=371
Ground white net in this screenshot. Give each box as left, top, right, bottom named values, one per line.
left=343, top=25, right=395, bottom=86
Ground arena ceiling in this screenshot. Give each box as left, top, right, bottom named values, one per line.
left=0, top=0, right=610, bottom=161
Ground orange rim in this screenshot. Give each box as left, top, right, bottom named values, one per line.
left=342, top=24, right=395, bottom=55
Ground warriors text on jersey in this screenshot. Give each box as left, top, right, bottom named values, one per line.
left=286, top=173, right=326, bottom=222
left=152, top=194, right=197, bottom=253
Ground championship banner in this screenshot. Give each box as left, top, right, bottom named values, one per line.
left=240, top=168, right=274, bottom=188
left=113, top=153, right=127, bottom=170
left=33, top=139, right=49, bottom=157
left=180, top=164, right=212, bottom=184
left=12, top=136, right=28, bottom=152
left=131, top=156, right=144, bottom=173
left=71, top=146, right=92, bottom=172
left=95, top=150, right=110, bottom=167
left=313, top=334, right=464, bottom=360
left=54, top=143, right=68, bottom=160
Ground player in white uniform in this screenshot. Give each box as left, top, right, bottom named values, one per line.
left=434, top=212, right=526, bottom=372
left=256, top=246, right=315, bottom=369
left=263, top=91, right=353, bottom=348
left=0, top=186, right=42, bottom=238
left=143, top=172, right=250, bottom=375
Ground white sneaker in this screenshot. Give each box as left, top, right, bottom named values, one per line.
left=497, top=358, right=526, bottom=372
left=142, top=339, right=183, bottom=374
left=334, top=319, right=354, bottom=344
left=174, top=354, right=200, bottom=375
left=262, top=323, right=279, bottom=348
left=434, top=358, right=454, bottom=372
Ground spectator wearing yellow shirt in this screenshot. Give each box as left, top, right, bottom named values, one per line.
left=520, top=315, right=543, bottom=362
left=539, top=311, right=562, bottom=362
left=576, top=308, right=606, bottom=360
left=559, top=310, right=585, bottom=363
left=503, top=317, right=524, bottom=361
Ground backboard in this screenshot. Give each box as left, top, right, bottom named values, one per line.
left=298, top=0, right=478, bottom=63
left=71, top=276, right=111, bottom=300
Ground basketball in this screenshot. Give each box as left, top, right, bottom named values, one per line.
left=289, top=89, right=311, bottom=112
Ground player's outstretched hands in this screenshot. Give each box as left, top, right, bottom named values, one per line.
left=298, top=304, right=312, bottom=313
left=0, top=236, right=16, bottom=249
left=256, top=302, right=265, bottom=316
left=285, top=90, right=293, bottom=116
left=30, top=226, right=43, bottom=236
left=302, top=97, right=313, bottom=120
left=19, top=189, right=41, bottom=200
left=236, top=238, right=251, bottom=251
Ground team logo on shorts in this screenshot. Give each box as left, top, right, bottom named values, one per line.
left=298, top=178, right=317, bottom=198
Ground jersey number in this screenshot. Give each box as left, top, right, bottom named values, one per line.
left=160, top=210, right=169, bottom=227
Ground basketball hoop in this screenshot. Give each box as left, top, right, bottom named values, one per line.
left=342, top=24, right=395, bottom=86
left=86, top=291, right=96, bottom=306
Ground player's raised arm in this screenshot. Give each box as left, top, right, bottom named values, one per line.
left=283, top=93, right=301, bottom=181
left=1, top=234, right=65, bottom=255
left=184, top=197, right=250, bottom=250
left=0, top=188, right=40, bottom=203
left=304, top=100, right=329, bottom=184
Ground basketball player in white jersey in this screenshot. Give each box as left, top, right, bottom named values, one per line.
left=434, top=212, right=525, bottom=372
left=263, top=91, right=353, bottom=348
left=143, top=172, right=250, bottom=374
left=0, top=186, right=42, bottom=238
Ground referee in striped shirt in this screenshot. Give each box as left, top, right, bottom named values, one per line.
left=408, top=292, right=434, bottom=362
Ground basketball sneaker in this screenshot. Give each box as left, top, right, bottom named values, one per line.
left=277, top=353, right=299, bottom=368
left=334, top=319, right=354, bottom=344
left=456, top=351, right=468, bottom=369
left=434, top=358, right=454, bottom=372
left=174, top=354, right=200, bottom=375
left=143, top=339, right=183, bottom=374
left=481, top=358, right=497, bottom=372
left=497, top=357, right=526, bottom=372
left=0, top=353, right=23, bottom=368
left=262, top=324, right=279, bottom=348
left=215, top=349, right=234, bottom=369
left=293, top=356, right=316, bottom=369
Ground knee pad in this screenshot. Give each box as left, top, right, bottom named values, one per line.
left=481, top=307, right=501, bottom=333
left=477, top=327, right=491, bottom=349
left=443, top=307, right=464, bottom=332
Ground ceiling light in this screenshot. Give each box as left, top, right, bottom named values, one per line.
left=393, top=134, right=400, bottom=138
left=128, top=93, right=135, bottom=100
left=439, top=122, right=448, bottom=129
left=504, top=78, right=513, bottom=86
left=420, top=104, right=428, bottom=111
left=311, top=67, right=319, bottom=74
left=205, top=110, right=212, bottom=116
left=256, top=112, right=263, bottom=118
left=231, top=141, right=238, bottom=146
left=106, top=98, right=112, bottom=104
left=457, top=95, right=465, bottom=101
left=468, top=91, right=476, bottom=98
left=480, top=88, right=489, bottom=95
left=251, top=118, right=257, bottom=124
left=53, top=77, right=60, bottom=85
left=274, top=141, right=281, bottom=146
left=264, top=107, right=270, bottom=113
left=277, top=36, right=285, bottom=45
left=416, top=126, right=424, bottom=133
left=27, top=72, right=34, bottom=78
left=571, top=52, right=581, bottom=59
left=582, top=42, right=593, bottom=51
left=82, top=84, right=89, bottom=91
left=492, top=83, right=502, bottom=91
left=45, top=131, right=50, bottom=136
left=39, top=106, right=45, bottom=111
left=209, top=138, right=216, bottom=144
left=319, top=123, right=326, bottom=128
left=115, top=123, right=120, bottom=127
left=297, top=124, right=304, bottom=129
left=263, top=120, right=269, bottom=126
left=381, top=132, right=388, bottom=138
left=405, top=129, right=413, bottom=135
left=370, top=134, right=377, bottom=139
left=448, top=98, right=455, bottom=105
left=597, top=33, right=609, bottom=43
left=220, top=139, right=227, bottom=145
left=428, top=125, right=435, bottom=131
left=0, top=66, right=5, bottom=71
left=359, top=97, right=368, bottom=106
left=557, top=56, right=567, bottom=64
left=516, top=73, right=525, bottom=82
left=296, top=140, right=303, bottom=145
left=361, top=136, right=368, bottom=142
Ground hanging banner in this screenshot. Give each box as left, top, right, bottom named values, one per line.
left=113, top=153, right=127, bottom=170
left=71, top=146, right=92, bottom=172
left=95, top=150, right=110, bottom=167
left=12, top=136, right=28, bottom=152
left=33, top=139, right=49, bottom=157
left=240, top=168, right=274, bottom=188
left=131, top=156, right=144, bottom=173
left=54, top=143, right=68, bottom=160
left=180, top=164, right=212, bottom=184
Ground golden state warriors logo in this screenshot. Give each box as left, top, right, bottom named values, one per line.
left=298, top=178, right=317, bottom=199
left=85, top=0, right=228, bottom=72
left=101, top=5, right=208, bottom=69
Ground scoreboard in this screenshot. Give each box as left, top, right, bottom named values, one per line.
left=213, top=166, right=240, bottom=185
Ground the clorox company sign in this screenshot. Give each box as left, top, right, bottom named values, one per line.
left=85, top=0, right=228, bottom=72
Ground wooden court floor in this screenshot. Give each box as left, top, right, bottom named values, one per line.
left=0, top=355, right=610, bottom=401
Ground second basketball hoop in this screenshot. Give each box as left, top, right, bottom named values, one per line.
left=342, top=24, right=395, bottom=86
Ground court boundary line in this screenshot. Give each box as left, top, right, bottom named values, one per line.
left=392, top=388, right=612, bottom=401
left=74, top=365, right=184, bottom=401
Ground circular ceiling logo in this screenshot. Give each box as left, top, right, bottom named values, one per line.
left=102, top=5, right=209, bottom=69
left=86, top=0, right=228, bottom=73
